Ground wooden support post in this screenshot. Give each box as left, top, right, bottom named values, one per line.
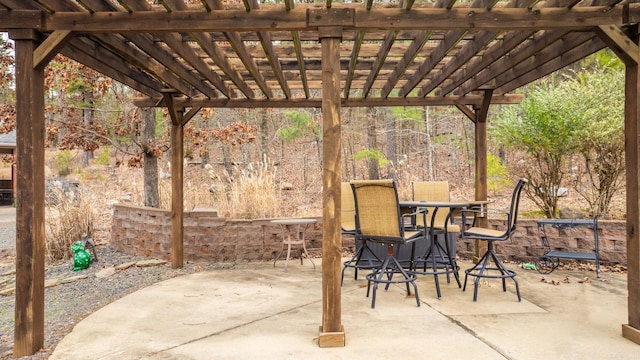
left=163, top=91, right=185, bottom=269
left=473, top=91, right=490, bottom=262
left=318, top=26, right=345, bottom=348
left=170, top=122, right=184, bottom=268
left=10, top=29, right=46, bottom=357
left=622, top=29, right=640, bottom=344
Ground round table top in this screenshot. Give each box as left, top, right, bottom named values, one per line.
left=271, top=218, right=317, bottom=225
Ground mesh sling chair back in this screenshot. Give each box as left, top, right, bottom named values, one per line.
left=340, top=182, right=382, bottom=284
left=461, top=178, right=528, bottom=301
left=351, top=179, right=425, bottom=308
left=411, top=181, right=462, bottom=296
left=412, top=181, right=459, bottom=232
left=341, top=182, right=357, bottom=235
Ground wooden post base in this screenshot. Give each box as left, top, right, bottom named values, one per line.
left=473, top=239, right=487, bottom=263
left=622, top=324, right=640, bottom=345
left=318, top=325, right=345, bottom=347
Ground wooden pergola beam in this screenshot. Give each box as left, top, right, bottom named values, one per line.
left=4, top=6, right=640, bottom=32
left=244, top=0, right=292, bottom=99
left=456, top=30, right=571, bottom=95
left=291, top=31, right=311, bottom=98
left=400, top=0, right=503, bottom=97
left=62, top=39, right=163, bottom=98
left=132, top=94, right=525, bottom=108
left=596, top=25, right=640, bottom=66
left=125, top=33, right=218, bottom=98
left=400, top=29, right=466, bottom=96
left=130, top=0, right=234, bottom=98
left=33, top=30, right=73, bottom=70
left=497, top=34, right=605, bottom=94
left=283, top=0, right=311, bottom=98
left=361, top=30, right=398, bottom=98
left=344, top=29, right=366, bottom=99
left=420, top=30, right=499, bottom=97
left=436, top=29, right=533, bottom=96
left=383, top=30, right=430, bottom=98
left=205, top=0, right=274, bottom=99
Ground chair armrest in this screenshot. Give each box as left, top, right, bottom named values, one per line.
left=458, top=209, right=509, bottom=228
left=402, top=208, right=428, bottom=229
left=402, top=208, right=428, bottom=219
left=460, top=208, right=509, bottom=217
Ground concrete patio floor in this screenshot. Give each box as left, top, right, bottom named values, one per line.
left=49, top=258, right=638, bottom=360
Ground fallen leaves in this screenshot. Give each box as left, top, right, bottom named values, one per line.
left=538, top=277, right=557, bottom=285
left=539, top=276, right=591, bottom=285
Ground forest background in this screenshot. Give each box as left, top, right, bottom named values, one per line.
left=0, top=34, right=628, bottom=261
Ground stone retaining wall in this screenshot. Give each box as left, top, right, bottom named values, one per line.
left=111, top=204, right=627, bottom=265
left=457, top=218, right=627, bottom=264
left=111, top=204, right=330, bottom=263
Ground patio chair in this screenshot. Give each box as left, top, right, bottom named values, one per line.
left=411, top=181, right=462, bottom=294
left=351, top=179, right=425, bottom=308
left=461, top=178, right=528, bottom=302
left=412, top=181, right=460, bottom=232
left=340, top=182, right=381, bottom=284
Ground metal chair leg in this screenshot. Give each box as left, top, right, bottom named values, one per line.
left=366, top=246, right=420, bottom=308
left=463, top=241, right=521, bottom=302
left=342, top=240, right=381, bottom=285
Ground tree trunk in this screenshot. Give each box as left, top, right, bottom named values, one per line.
left=367, top=108, right=379, bottom=180
left=423, top=106, right=434, bottom=180
left=142, top=108, right=159, bottom=208
left=385, top=107, right=396, bottom=180
left=222, top=144, right=233, bottom=178
left=313, top=108, right=323, bottom=173
left=260, top=109, right=268, bottom=164
left=342, top=136, right=351, bottom=180
left=215, top=117, right=234, bottom=177
left=303, top=152, right=308, bottom=190
left=81, top=89, right=94, bottom=168
left=201, top=150, right=209, bottom=168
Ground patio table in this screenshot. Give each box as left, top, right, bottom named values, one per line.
left=399, top=201, right=470, bottom=297
left=272, top=218, right=317, bottom=271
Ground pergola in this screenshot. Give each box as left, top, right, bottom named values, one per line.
left=2, top=0, right=640, bottom=356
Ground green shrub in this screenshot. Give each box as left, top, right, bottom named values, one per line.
left=96, top=146, right=111, bottom=166
left=352, top=149, right=390, bottom=167
left=487, top=154, right=511, bottom=192
left=55, top=150, right=74, bottom=177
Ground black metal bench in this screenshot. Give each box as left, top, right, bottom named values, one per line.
left=535, top=214, right=600, bottom=278
left=0, top=189, right=12, bottom=206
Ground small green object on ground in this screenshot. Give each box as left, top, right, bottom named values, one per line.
left=72, top=241, right=92, bottom=271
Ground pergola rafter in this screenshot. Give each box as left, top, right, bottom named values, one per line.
left=2, top=0, right=640, bottom=357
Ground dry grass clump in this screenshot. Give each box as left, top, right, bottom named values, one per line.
left=153, top=162, right=282, bottom=219
left=45, top=188, right=95, bottom=263
left=224, top=162, right=282, bottom=219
